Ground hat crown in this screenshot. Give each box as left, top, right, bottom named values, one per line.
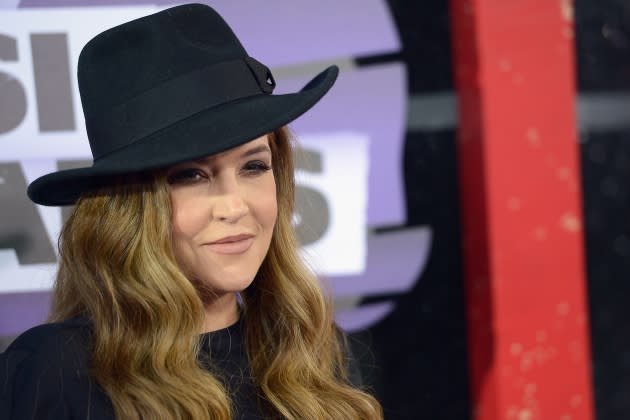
left=78, top=4, right=246, bottom=113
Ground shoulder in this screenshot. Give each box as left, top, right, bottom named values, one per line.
left=5, top=317, right=91, bottom=351
left=0, top=318, right=107, bottom=419
left=3, top=317, right=92, bottom=369
left=2, top=317, right=94, bottom=387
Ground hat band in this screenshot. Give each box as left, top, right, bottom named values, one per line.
left=86, top=57, right=276, bottom=160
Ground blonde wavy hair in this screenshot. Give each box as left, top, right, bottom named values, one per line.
left=49, top=127, right=383, bottom=419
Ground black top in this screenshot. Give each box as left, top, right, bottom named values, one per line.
left=0, top=318, right=362, bottom=419
left=0, top=317, right=262, bottom=419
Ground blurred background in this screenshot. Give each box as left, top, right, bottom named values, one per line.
left=1, top=1, right=629, bottom=419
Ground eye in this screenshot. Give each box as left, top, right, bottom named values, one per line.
left=242, top=160, right=271, bottom=175
left=166, top=168, right=208, bottom=184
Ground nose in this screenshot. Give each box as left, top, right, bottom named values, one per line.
left=212, top=193, right=249, bottom=223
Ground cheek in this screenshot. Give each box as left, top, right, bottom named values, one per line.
left=260, top=182, right=278, bottom=229
left=170, top=194, right=206, bottom=241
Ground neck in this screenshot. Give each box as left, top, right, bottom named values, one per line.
left=201, top=291, right=240, bottom=333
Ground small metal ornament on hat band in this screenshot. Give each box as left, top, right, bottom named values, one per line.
left=86, top=56, right=276, bottom=161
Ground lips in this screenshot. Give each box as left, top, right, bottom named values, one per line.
left=204, top=233, right=254, bottom=254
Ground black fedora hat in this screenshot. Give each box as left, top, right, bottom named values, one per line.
left=27, top=3, right=338, bottom=206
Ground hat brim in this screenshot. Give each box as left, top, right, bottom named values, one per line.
left=27, top=65, right=338, bottom=206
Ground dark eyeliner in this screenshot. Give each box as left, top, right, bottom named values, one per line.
left=167, top=168, right=206, bottom=184
left=244, top=160, right=271, bottom=173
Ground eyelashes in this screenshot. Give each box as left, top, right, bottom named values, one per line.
left=167, top=168, right=206, bottom=184
left=167, top=160, right=271, bottom=185
left=243, top=160, right=271, bottom=174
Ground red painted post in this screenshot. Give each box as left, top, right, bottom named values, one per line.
left=448, top=1, right=595, bottom=419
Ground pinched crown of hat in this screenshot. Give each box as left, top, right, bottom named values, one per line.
left=27, top=3, right=338, bottom=206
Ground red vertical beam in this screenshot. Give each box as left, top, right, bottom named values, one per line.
left=449, top=1, right=595, bottom=419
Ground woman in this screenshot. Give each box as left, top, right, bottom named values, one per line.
left=0, top=3, right=382, bottom=419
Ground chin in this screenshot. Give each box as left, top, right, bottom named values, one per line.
left=199, top=273, right=257, bottom=294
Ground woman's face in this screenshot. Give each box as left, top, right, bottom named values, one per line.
left=167, top=135, right=277, bottom=296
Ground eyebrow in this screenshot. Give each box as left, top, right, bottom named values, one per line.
left=186, top=144, right=271, bottom=167
left=240, top=144, right=271, bottom=158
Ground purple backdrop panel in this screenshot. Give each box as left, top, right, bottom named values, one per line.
left=13, top=0, right=406, bottom=226
left=0, top=291, right=51, bottom=336
left=329, top=227, right=431, bottom=299
left=2, top=1, right=409, bottom=337
left=281, top=63, right=408, bottom=227
left=335, top=301, right=394, bottom=333
left=18, top=0, right=400, bottom=67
